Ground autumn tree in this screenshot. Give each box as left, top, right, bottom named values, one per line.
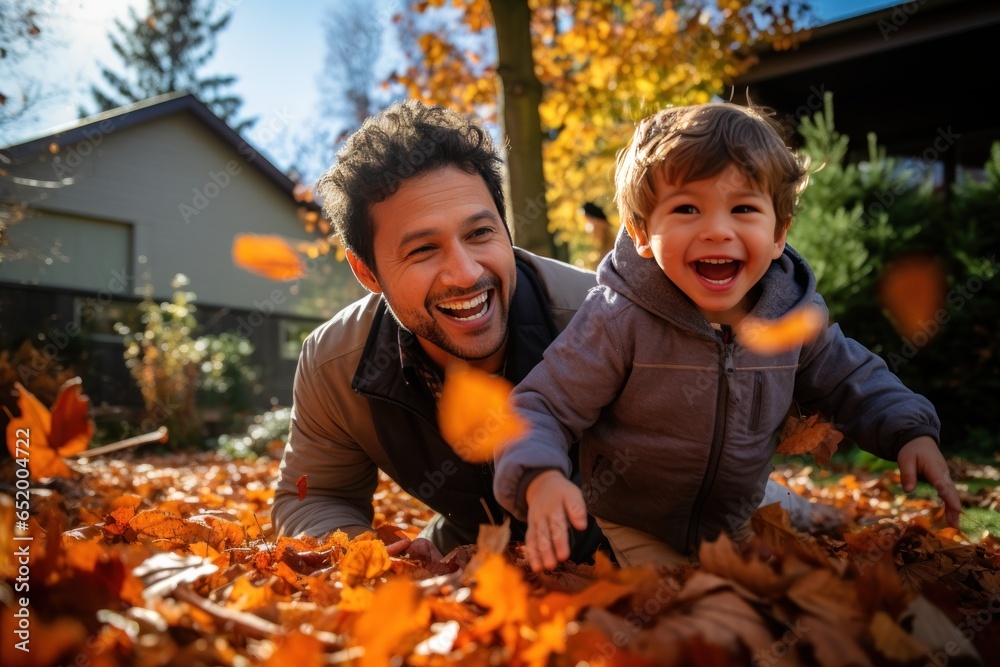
left=83, top=0, right=254, bottom=133
left=390, top=0, right=810, bottom=263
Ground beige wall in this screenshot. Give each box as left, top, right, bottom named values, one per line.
left=0, top=113, right=356, bottom=318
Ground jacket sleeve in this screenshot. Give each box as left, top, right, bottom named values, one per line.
left=793, top=293, right=941, bottom=460
left=271, top=335, right=379, bottom=538
left=494, top=288, right=630, bottom=520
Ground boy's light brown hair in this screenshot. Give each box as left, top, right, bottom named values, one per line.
left=614, top=103, right=808, bottom=239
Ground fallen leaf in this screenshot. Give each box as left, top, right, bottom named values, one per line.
left=438, top=362, right=528, bottom=463
left=737, top=303, right=826, bottom=356
left=232, top=233, right=305, bottom=281
left=340, top=538, right=391, bottom=585
left=262, top=630, right=324, bottom=667
left=350, top=578, right=429, bottom=667
left=5, top=379, right=93, bottom=479
left=471, top=553, right=530, bottom=650
left=869, top=610, right=928, bottom=662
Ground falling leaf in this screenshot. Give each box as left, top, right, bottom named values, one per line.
left=777, top=412, right=844, bottom=466
left=5, top=379, right=93, bottom=479
left=296, top=474, right=308, bottom=501
left=877, top=254, right=947, bottom=340
left=438, top=363, right=528, bottom=463
left=737, top=304, right=826, bottom=356
left=232, top=233, right=305, bottom=281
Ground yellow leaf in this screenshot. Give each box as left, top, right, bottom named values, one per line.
left=438, top=363, right=528, bottom=463
left=340, top=539, right=391, bottom=584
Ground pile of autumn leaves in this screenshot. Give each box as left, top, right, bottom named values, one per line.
left=3, top=382, right=999, bottom=666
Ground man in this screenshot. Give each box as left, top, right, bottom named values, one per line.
left=272, top=100, right=835, bottom=561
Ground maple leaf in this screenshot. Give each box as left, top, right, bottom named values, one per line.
left=776, top=412, right=844, bottom=466
left=5, top=379, right=93, bottom=479
left=438, top=362, right=528, bottom=463
left=340, top=537, right=391, bottom=585
left=736, top=303, right=826, bottom=356
left=231, top=233, right=305, bottom=281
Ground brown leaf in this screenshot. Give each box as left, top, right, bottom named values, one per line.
left=48, top=377, right=93, bottom=457
left=232, top=233, right=305, bottom=281
left=296, top=474, right=308, bottom=501
left=777, top=413, right=843, bottom=466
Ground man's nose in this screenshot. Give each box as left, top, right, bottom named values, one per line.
left=440, top=245, right=483, bottom=287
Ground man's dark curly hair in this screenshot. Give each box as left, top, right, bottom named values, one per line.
left=315, top=100, right=508, bottom=272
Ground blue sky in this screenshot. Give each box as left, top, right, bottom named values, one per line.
left=7, top=0, right=900, bottom=173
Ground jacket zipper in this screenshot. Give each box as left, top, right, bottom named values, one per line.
left=684, top=333, right=734, bottom=553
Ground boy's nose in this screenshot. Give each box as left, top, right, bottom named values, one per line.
left=699, top=214, right=735, bottom=242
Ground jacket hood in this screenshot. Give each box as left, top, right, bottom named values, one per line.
left=596, top=226, right=816, bottom=333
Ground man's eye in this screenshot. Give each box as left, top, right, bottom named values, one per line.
left=470, top=227, right=494, bottom=239
left=408, top=245, right=434, bottom=257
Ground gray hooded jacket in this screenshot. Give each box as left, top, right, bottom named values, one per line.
left=494, top=233, right=940, bottom=554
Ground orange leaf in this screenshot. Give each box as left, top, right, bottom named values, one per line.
left=48, top=377, right=93, bottom=457
left=736, top=304, right=826, bottom=356
left=340, top=538, right=391, bottom=585
left=262, top=631, right=324, bottom=667
left=776, top=413, right=843, bottom=466
left=471, top=553, right=530, bottom=650
left=350, top=578, right=429, bottom=667
left=877, top=254, right=947, bottom=340
left=438, top=363, right=528, bottom=463
left=232, top=233, right=305, bottom=281
left=870, top=610, right=928, bottom=662
left=5, top=380, right=93, bottom=480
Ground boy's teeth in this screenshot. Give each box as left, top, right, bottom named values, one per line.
left=439, top=292, right=488, bottom=310
left=698, top=258, right=734, bottom=264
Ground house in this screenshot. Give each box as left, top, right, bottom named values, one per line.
left=735, top=0, right=1000, bottom=182
left=0, top=92, right=364, bottom=416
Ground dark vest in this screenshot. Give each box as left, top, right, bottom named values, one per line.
left=351, top=258, right=564, bottom=547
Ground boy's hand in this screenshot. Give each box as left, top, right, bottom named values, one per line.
left=897, top=436, right=962, bottom=529
left=524, top=470, right=589, bottom=572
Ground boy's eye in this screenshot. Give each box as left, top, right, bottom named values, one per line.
left=733, top=204, right=760, bottom=214
left=673, top=204, right=698, bottom=214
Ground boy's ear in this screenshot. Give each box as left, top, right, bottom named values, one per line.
left=625, top=219, right=655, bottom=258
left=772, top=223, right=789, bottom=260
left=346, top=249, right=382, bottom=294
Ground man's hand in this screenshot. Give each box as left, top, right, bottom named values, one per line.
left=524, top=470, right=589, bottom=572
left=897, top=436, right=962, bottom=529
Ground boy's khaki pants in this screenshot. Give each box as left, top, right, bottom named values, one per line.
left=596, top=517, right=753, bottom=568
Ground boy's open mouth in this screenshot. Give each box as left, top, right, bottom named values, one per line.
left=693, top=258, right=742, bottom=285
left=436, top=289, right=491, bottom=322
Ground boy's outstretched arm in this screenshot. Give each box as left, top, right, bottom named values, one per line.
left=524, top=470, right=589, bottom=572
left=897, top=436, right=962, bottom=529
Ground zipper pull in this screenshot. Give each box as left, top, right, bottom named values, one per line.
left=724, top=344, right=740, bottom=402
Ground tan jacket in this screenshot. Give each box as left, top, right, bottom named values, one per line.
left=272, top=248, right=597, bottom=549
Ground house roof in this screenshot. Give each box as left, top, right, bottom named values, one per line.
left=735, top=0, right=1000, bottom=166
left=1, top=91, right=318, bottom=208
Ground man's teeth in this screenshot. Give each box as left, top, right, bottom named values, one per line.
left=438, top=292, right=488, bottom=311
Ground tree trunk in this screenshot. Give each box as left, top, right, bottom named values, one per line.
left=491, top=0, right=561, bottom=259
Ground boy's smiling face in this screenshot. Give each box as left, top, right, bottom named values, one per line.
left=630, top=163, right=787, bottom=326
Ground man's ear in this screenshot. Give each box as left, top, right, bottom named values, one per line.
left=345, top=249, right=382, bottom=294
left=772, top=223, right=789, bottom=260
left=625, top=219, right=654, bottom=258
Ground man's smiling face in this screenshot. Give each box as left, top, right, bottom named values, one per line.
left=347, top=166, right=516, bottom=373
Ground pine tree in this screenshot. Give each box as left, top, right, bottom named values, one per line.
left=83, top=0, right=254, bottom=133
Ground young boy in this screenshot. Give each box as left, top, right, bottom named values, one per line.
left=493, top=103, right=961, bottom=571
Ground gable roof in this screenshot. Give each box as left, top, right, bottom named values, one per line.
left=1, top=91, right=316, bottom=208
